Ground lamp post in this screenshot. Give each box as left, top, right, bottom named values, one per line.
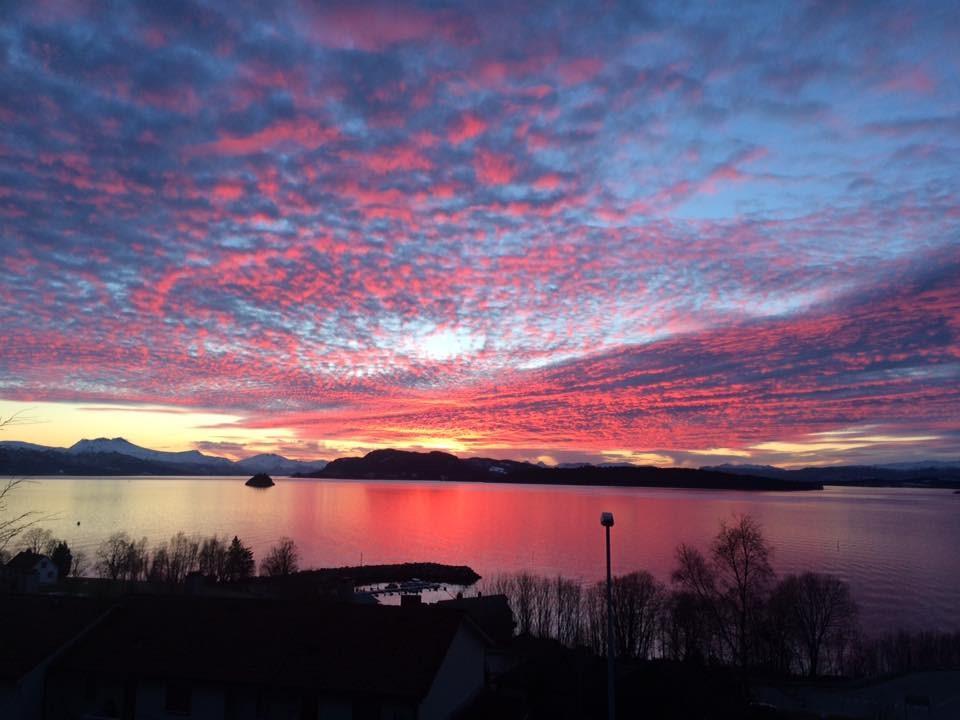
left=601, top=511, right=615, bottom=720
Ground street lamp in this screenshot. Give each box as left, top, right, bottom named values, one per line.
left=601, top=511, right=615, bottom=720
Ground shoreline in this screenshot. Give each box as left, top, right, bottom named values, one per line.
left=3, top=471, right=823, bottom=491
left=14, top=473, right=960, bottom=490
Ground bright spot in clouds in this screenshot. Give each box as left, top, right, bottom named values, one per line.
left=416, top=328, right=486, bottom=362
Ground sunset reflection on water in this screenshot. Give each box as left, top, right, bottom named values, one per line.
left=9, top=477, right=959, bottom=632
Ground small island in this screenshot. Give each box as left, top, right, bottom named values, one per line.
left=245, top=473, right=275, bottom=488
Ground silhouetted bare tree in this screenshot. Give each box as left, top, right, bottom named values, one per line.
left=553, top=576, right=584, bottom=646
left=18, top=526, right=55, bottom=555
left=672, top=543, right=725, bottom=661
left=512, top=572, right=537, bottom=635
left=674, top=515, right=774, bottom=668
left=165, top=532, right=200, bottom=583
left=95, top=531, right=149, bottom=581
left=198, top=535, right=229, bottom=580
left=0, top=412, right=37, bottom=558
left=662, top=589, right=714, bottom=662
left=611, top=571, right=664, bottom=659
left=260, top=537, right=300, bottom=576
left=713, top=514, right=775, bottom=668
left=849, top=630, right=960, bottom=677
left=70, top=549, right=89, bottom=578
left=146, top=546, right=170, bottom=583
left=532, top=575, right=553, bottom=638
left=763, top=578, right=799, bottom=674
left=775, top=572, right=859, bottom=676
left=466, top=519, right=938, bottom=683
left=583, top=581, right=607, bottom=655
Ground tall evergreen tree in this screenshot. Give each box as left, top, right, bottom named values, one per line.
left=225, top=535, right=254, bottom=581
left=50, top=540, right=73, bottom=578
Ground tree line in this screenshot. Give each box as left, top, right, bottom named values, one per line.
left=6, top=527, right=301, bottom=582
left=6, top=514, right=958, bottom=678
left=485, top=515, right=959, bottom=678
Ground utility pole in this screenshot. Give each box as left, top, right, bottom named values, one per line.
left=601, top=511, right=616, bottom=720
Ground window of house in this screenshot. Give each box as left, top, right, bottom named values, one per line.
left=164, top=681, right=192, bottom=716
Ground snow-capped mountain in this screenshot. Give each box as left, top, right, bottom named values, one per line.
left=0, top=440, right=62, bottom=452
left=234, top=453, right=325, bottom=475
left=69, top=437, right=233, bottom=471
left=0, top=437, right=326, bottom=476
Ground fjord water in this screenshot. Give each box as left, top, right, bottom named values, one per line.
left=9, top=477, right=959, bottom=632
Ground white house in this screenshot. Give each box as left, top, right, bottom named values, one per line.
left=4, top=551, right=59, bottom=593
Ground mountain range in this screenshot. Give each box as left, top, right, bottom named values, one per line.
left=302, top=451, right=959, bottom=489
left=701, top=462, right=960, bottom=487
left=298, top=449, right=824, bottom=491
left=1, top=438, right=957, bottom=489
left=0, top=437, right=327, bottom=476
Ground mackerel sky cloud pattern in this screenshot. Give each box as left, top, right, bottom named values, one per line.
left=1, top=0, right=959, bottom=465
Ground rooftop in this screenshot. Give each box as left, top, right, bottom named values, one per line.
left=0, top=595, right=112, bottom=683
left=50, top=596, right=486, bottom=699
left=5, top=550, right=49, bottom=573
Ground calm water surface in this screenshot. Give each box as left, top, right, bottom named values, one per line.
left=8, top=477, right=960, bottom=633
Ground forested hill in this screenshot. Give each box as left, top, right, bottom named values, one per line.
left=298, top=449, right=823, bottom=491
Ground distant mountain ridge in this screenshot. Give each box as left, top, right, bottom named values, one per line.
left=2, top=438, right=956, bottom=488
left=68, top=437, right=233, bottom=471
left=0, top=437, right=327, bottom=476
left=305, top=450, right=959, bottom=489
left=299, top=449, right=824, bottom=491
left=703, top=462, right=960, bottom=487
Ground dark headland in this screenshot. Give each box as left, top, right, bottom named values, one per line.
left=294, top=448, right=823, bottom=491
left=244, top=473, right=275, bottom=487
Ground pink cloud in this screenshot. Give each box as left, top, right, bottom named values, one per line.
left=194, top=119, right=340, bottom=156
left=448, top=113, right=487, bottom=144
left=360, top=145, right=434, bottom=174
left=559, top=58, right=603, bottom=85
left=302, top=3, right=470, bottom=51
left=883, top=66, right=936, bottom=95
left=473, top=150, right=517, bottom=185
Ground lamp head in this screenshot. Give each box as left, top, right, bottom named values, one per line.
left=600, top=511, right=614, bottom=528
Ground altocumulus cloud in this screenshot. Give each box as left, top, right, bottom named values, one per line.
left=1, top=0, right=958, bottom=464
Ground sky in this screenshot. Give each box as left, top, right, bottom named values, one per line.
left=1, top=0, right=958, bottom=468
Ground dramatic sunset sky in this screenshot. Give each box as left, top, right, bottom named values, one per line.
left=1, top=0, right=958, bottom=467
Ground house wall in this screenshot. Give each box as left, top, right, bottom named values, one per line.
left=0, top=685, right=23, bottom=720
left=378, top=699, right=416, bottom=720
left=44, top=641, right=476, bottom=720
left=6, top=646, right=93, bottom=720
left=417, top=625, right=485, bottom=720
left=44, top=672, right=128, bottom=719
left=13, top=573, right=39, bottom=594
left=135, top=679, right=226, bottom=719
left=35, top=557, right=58, bottom=585
left=13, top=664, right=48, bottom=720
left=45, top=675, right=331, bottom=720
left=318, top=698, right=352, bottom=720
